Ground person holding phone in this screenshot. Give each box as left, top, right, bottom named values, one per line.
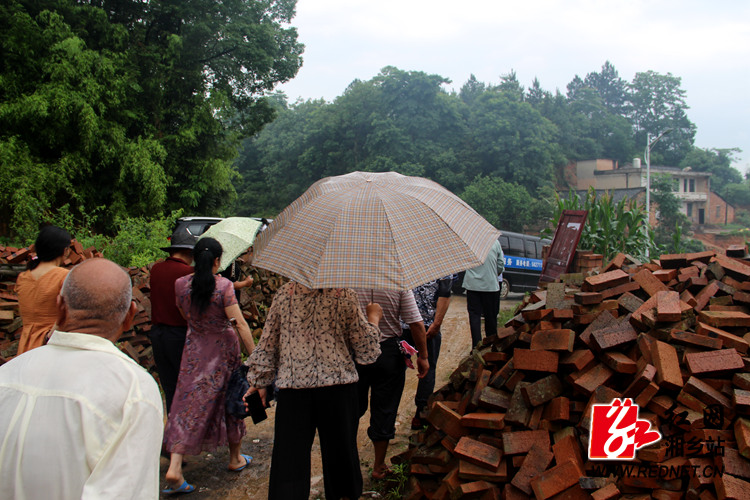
left=244, top=281, right=383, bottom=500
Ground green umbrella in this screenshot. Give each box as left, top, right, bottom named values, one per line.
left=198, top=217, right=263, bottom=272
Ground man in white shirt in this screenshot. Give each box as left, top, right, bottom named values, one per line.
left=0, top=258, right=164, bottom=500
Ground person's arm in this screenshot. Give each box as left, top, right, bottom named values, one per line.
left=496, top=241, right=505, bottom=275
left=345, top=290, right=382, bottom=365
left=244, top=289, right=283, bottom=406
left=225, top=303, right=254, bottom=354
left=233, top=276, right=254, bottom=290
left=426, top=296, right=450, bottom=338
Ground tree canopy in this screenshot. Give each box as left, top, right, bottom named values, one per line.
left=0, top=0, right=302, bottom=240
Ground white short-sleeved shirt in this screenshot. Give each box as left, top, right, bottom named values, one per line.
left=0, top=330, right=164, bottom=500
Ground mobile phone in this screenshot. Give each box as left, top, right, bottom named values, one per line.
left=244, top=391, right=267, bottom=424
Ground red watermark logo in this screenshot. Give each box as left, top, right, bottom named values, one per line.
left=589, top=398, right=662, bottom=460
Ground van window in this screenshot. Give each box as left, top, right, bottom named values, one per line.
left=499, top=235, right=509, bottom=251
left=508, top=236, right=524, bottom=256
left=525, top=239, right=536, bottom=258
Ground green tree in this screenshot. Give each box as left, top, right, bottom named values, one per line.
left=459, top=176, right=536, bottom=232
left=679, top=147, right=742, bottom=195
left=627, top=71, right=696, bottom=166
left=0, top=0, right=302, bottom=238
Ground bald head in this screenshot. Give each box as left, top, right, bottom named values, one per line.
left=59, top=259, right=134, bottom=337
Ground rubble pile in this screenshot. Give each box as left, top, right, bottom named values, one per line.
left=0, top=243, right=285, bottom=370
left=402, top=250, right=750, bottom=500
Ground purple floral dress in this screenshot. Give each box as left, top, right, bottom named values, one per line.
left=164, top=275, right=245, bottom=455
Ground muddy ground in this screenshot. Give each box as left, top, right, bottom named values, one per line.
left=158, top=295, right=520, bottom=499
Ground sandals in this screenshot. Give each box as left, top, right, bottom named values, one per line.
left=161, top=480, right=195, bottom=495
left=228, top=453, right=252, bottom=472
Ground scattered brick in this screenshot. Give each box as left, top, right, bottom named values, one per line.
left=686, top=348, right=744, bottom=375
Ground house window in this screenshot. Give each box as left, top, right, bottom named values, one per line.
left=689, top=179, right=695, bottom=192
left=687, top=203, right=693, bottom=217
left=717, top=206, right=721, bottom=219
left=684, top=179, right=688, bottom=192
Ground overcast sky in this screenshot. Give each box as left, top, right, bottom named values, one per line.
left=277, top=0, right=750, bottom=173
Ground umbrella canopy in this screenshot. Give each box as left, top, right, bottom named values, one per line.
left=198, top=217, right=263, bottom=272
left=252, top=171, right=501, bottom=290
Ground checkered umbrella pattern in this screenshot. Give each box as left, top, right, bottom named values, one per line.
left=252, top=171, right=501, bottom=291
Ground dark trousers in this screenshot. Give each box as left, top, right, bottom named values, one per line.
left=269, top=383, right=362, bottom=500
left=356, top=338, right=406, bottom=441
left=466, top=290, right=500, bottom=347
left=148, top=324, right=187, bottom=413
left=402, top=328, right=441, bottom=412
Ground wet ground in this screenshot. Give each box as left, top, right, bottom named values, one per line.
left=158, top=295, right=521, bottom=499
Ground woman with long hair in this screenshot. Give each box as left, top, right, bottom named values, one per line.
left=162, top=237, right=256, bottom=494
left=15, top=225, right=72, bottom=354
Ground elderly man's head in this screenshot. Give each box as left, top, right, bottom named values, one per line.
left=57, top=259, right=136, bottom=340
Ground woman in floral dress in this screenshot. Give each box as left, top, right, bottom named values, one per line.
left=162, top=237, right=256, bottom=494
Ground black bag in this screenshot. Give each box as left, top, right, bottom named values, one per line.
left=226, top=364, right=251, bottom=419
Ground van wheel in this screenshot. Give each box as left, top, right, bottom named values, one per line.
left=500, top=279, right=510, bottom=299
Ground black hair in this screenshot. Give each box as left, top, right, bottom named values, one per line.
left=28, top=225, right=72, bottom=270
left=191, top=237, right=223, bottom=314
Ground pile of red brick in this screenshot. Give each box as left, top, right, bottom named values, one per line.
left=402, top=250, right=750, bottom=500
left=0, top=243, right=283, bottom=370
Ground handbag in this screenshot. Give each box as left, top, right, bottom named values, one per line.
left=226, top=364, right=251, bottom=419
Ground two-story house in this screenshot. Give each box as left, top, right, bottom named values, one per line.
left=568, top=159, right=735, bottom=226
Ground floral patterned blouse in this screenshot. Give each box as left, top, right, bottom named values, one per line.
left=246, top=282, right=382, bottom=389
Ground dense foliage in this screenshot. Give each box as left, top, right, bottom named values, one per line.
left=0, top=0, right=303, bottom=242
left=235, top=63, right=745, bottom=235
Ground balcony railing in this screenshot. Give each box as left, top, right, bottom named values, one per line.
left=675, top=192, right=708, bottom=202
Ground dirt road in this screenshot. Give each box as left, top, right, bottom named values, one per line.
left=159, top=295, right=518, bottom=499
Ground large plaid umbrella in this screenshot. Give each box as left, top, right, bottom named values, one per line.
left=251, top=171, right=501, bottom=290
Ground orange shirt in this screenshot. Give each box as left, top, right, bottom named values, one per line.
left=15, top=267, right=69, bottom=354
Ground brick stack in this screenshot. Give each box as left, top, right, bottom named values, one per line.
left=0, top=244, right=285, bottom=370
left=401, top=250, right=750, bottom=500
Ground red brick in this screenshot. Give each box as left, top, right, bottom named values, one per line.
left=683, top=376, right=732, bottom=410
left=478, top=386, right=512, bottom=412
left=698, top=310, right=750, bottom=328
left=506, top=383, right=533, bottom=427
left=503, top=484, right=531, bottom=500
left=735, top=418, right=750, bottom=459
left=714, top=472, right=750, bottom=500
left=454, top=436, right=503, bottom=470
left=634, top=382, right=660, bottom=408
left=714, top=253, right=750, bottom=281
left=686, top=348, right=744, bottom=375
left=530, top=329, right=575, bottom=352
left=552, top=434, right=584, bottom=474
left=581, top=269, right=630, bottom=292
left=591, top=482, right=620, bottom=500
left=601, top=351, right=638, bottom=374
left=580, top=310, right=618, bottom=346
left=695, top=281, right=721, bottom=311
left=543, top=397, right=571, bottom=423
left=522, top=375, right=563, bottom=407
left=572, top=363, right=614, bottom=396
left=428, top=402, right=468, bottom=439
left=655, top=290, right=682, bottom=322
left=560, top=350, right=595, bottom=372
left=618, top=291, right=645, bottom=314
left=460, top=412, right=506, bottom=430
left=651, top=340, right=684, bottom=390
left=669, top=329, right=723, bottom=350
left=457, top=459, right=508, bottom=482
left=502, top=430, right=550, bottom=455
left=574, top=292, right=602, bottom=305
left=718, top=448, right=750, bottom=480
left=511, top=443, right=554, bottom=494
left=735, top=389, right=750, bottom=415
left=696, top=322, right=749, bottom=354
left=633, top=268, right=670, bottom=296
left=530, top=460, right=581, bottom=500
left=623, top=363, right=657, bottom=398
left=452, top=480, right=494, bottom=498
left=735, top=373, right=750, bottom=391
left=471, top=368, right=492, bottom=407
left=660, top=253, right=688, bottom=268
left=513, top=348, right=559, bottom=373
left=591, top=322, right=638, bottom=351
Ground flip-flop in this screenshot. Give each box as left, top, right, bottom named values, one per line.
left=228, top=454, right=252, bottom=472
left=161, top=480, right=195, bottom=494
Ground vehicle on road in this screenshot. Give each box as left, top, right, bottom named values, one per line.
left=171, top=216, right=271, bottom=246
left=452, top=231, right=550, bottom=299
